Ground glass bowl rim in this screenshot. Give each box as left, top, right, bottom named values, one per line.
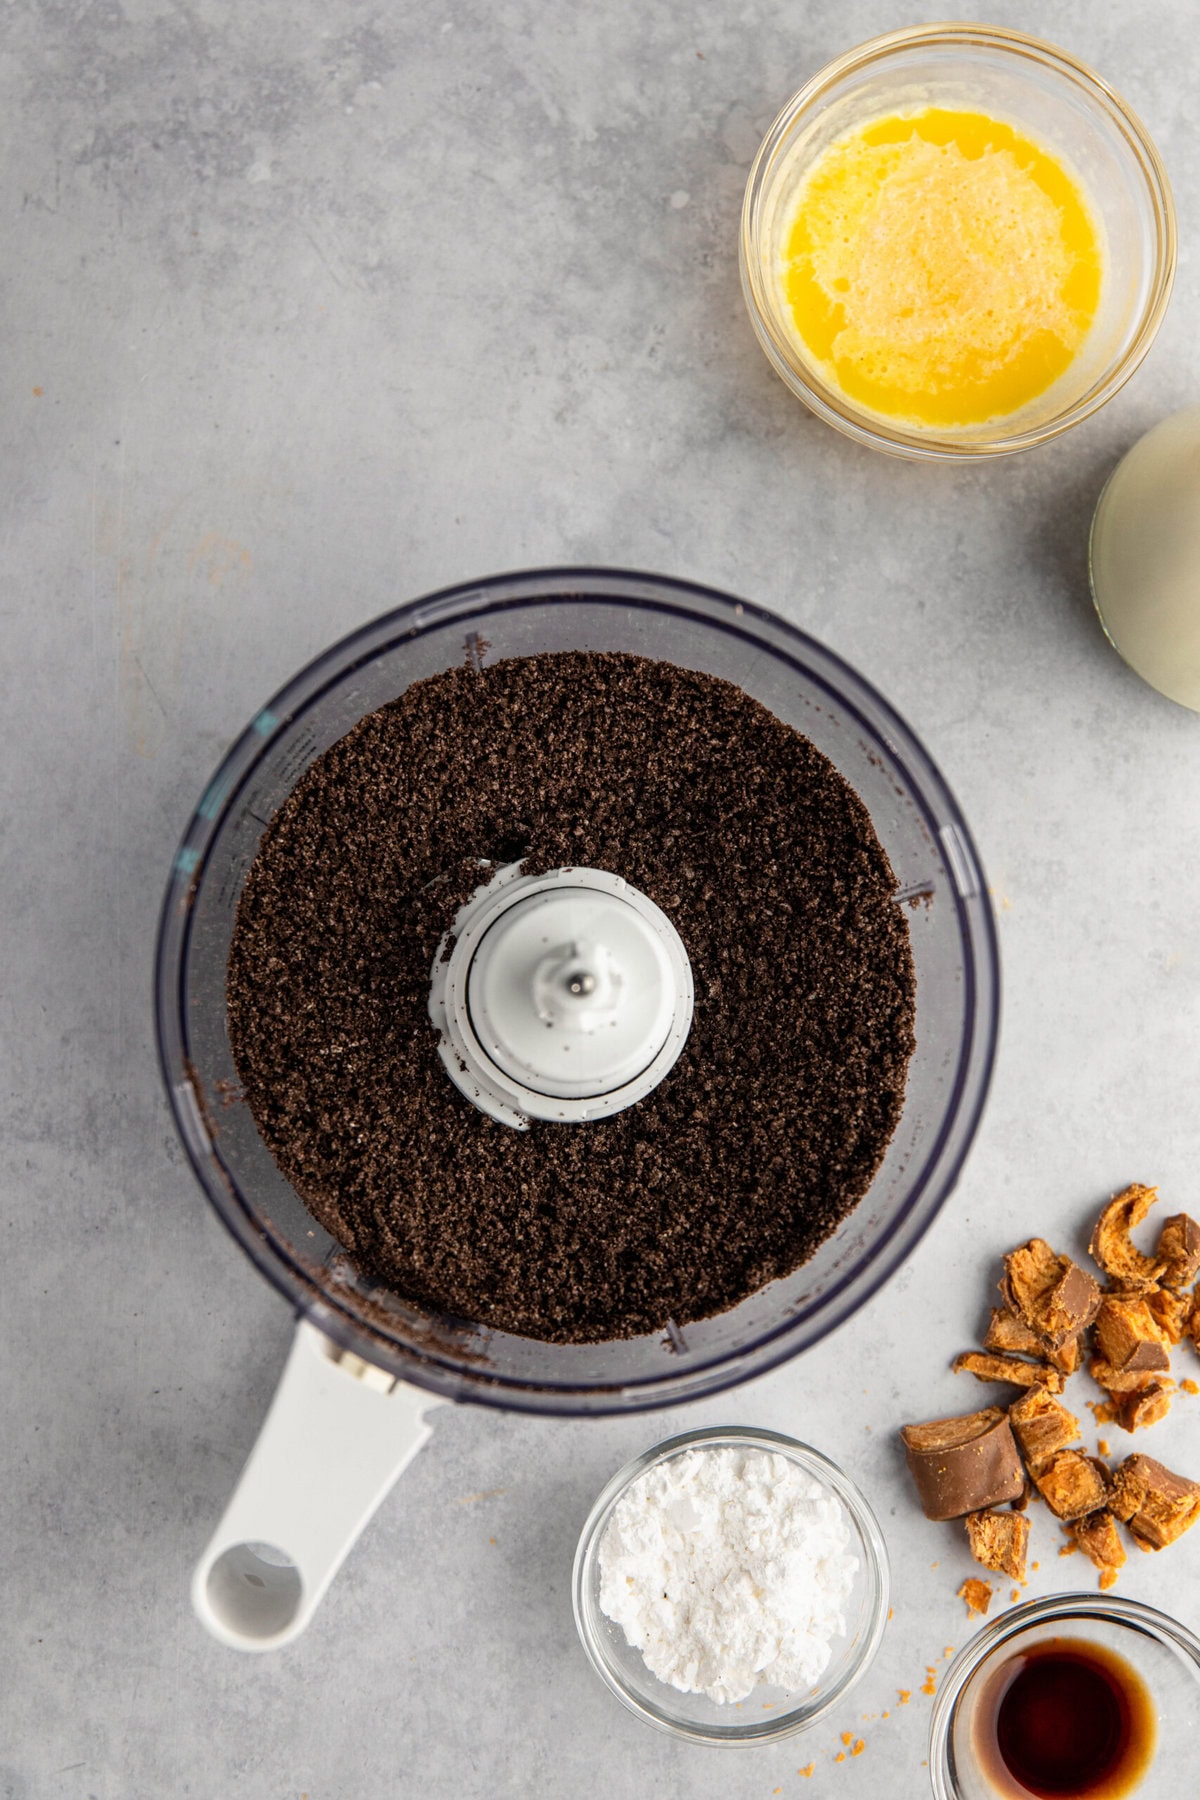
left=740, top=21, right=1178, bottom=462
left=927, top=1591, right=1200, bottom=1799
left=155, top=564, right=999, bottom=1413
left=571, top=1424, right=890, bottom=1744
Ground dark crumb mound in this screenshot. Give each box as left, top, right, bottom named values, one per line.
left=226, top=651, right=916, bottom=1344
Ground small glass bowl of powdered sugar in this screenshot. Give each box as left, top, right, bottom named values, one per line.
left=572, top=1427, right=889, bottom=1743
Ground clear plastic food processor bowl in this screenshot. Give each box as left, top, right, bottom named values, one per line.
left=158, top=567, right=997, bottom=1412
left=156, top=569, right=998, bottom=1648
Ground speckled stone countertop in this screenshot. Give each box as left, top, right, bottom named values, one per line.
left=3, top=2, right=1199, bottom=1796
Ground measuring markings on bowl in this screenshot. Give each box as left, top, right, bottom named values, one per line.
left=939, top=823, right=980, bottom=901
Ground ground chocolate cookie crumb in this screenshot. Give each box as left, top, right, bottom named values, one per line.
left=226, top=651, right=915, bottom=1343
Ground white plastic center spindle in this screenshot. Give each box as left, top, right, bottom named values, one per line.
left=531, top=937, right=620, bottom=1030
left=428, top=865, right=693, bottom=1128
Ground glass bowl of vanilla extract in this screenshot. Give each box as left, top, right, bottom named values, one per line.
left=930, top=1594, right=1200, bottom=1800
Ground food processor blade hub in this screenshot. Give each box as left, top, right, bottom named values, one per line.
left=428, top=863, right=694, bottom=1127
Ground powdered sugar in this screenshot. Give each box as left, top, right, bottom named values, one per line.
left=597, top=1445, right=859, bottom=1704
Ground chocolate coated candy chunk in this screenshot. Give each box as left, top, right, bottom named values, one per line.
left=1000, top=1239, right=1100, bottom=1347
left=965, top=1508, right=1029, bottom=1581
left=983, top=1306, right=1043, bottom=1357
left=1157, top=1212, right=1200, bottom=1291
left=1089, top=1354, right=1164, bottom=1396
left=1145, top=1284, right=1190, bottom=1345
left=1045, top=1260, right=1104, bottom=1340
left=1008, top=1383, right=1081, bottom=1476
left=1112, top=1380, right=1173, bottom=1434
left=952, top=1350, right=1065, bottom=1394
left=1110, top=1454, right=1200, bottom=1549
left=1046, top=1330, right=1084, bottom=1375
left=1094, top=1295, right=1171, bottom=1374
left=1089, top=1184, right=1165, bottom=1292
left=901, top=1407, right=1025, bottom=1521
left=1033, top=1451, right=1111, bottom=1522
left=1071, top=1510, right=1126, bottom=1590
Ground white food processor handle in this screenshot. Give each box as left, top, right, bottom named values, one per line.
left=191, top=1319, right=440, bottom=1651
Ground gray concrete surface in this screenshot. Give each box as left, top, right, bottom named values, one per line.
left=3, top=1, right=1200, bottom=1795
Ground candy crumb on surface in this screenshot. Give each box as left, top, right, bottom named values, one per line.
left=959, top=1576, right=994, bottom=1616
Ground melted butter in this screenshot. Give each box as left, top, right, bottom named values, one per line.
left=779, top=107, right=1102, bottom=428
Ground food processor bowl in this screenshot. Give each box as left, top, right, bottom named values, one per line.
left=157, top=567, right=998, bottom=1645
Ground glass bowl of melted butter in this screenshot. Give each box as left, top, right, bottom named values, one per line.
left=741, top=24, right=1176, bottom=460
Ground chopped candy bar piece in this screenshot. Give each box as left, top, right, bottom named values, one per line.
left=1001, top=1240, right=1101, bottom=1345
left=1156, top=1213, right=1200, bottom=1291
left=1001, top=1237, right=1061, bottom=1323
left=1110, top=1454, right=1200, bottom=1550
left=1070, top=1511, right=1127, bottom=1591
left=965, top=1509, right=1029, bottom=1581
left=953, top=1351, right=1065, bottom=1394
left=1145, top=1284, right=1191, bottom=1346
left=1033, top=1451, right=1111, bottom=1522
left=1044, top=1262, right=1103, bottom=1343
left=1089, top=1354, right=1163, bottom=1396
left=901, top=1408, right=1025, bottom=1521
left=1089, top=1185, right=1165, bottom=1292
left=983, top=1306, right=1044, bottom=1357
left=1111, top=1380, right=1174, bottom=1434
left=1046, top=1331, right=1085, bottom=1376
left=983, top=1303, right=1083, bottom=1373
left=1008, top=1384, right=1081, bottom=1475
left=1094, top=1295, right=1171, bottom=1373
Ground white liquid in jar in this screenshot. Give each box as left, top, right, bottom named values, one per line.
left=1090, top=407, right=1200, bottom=711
